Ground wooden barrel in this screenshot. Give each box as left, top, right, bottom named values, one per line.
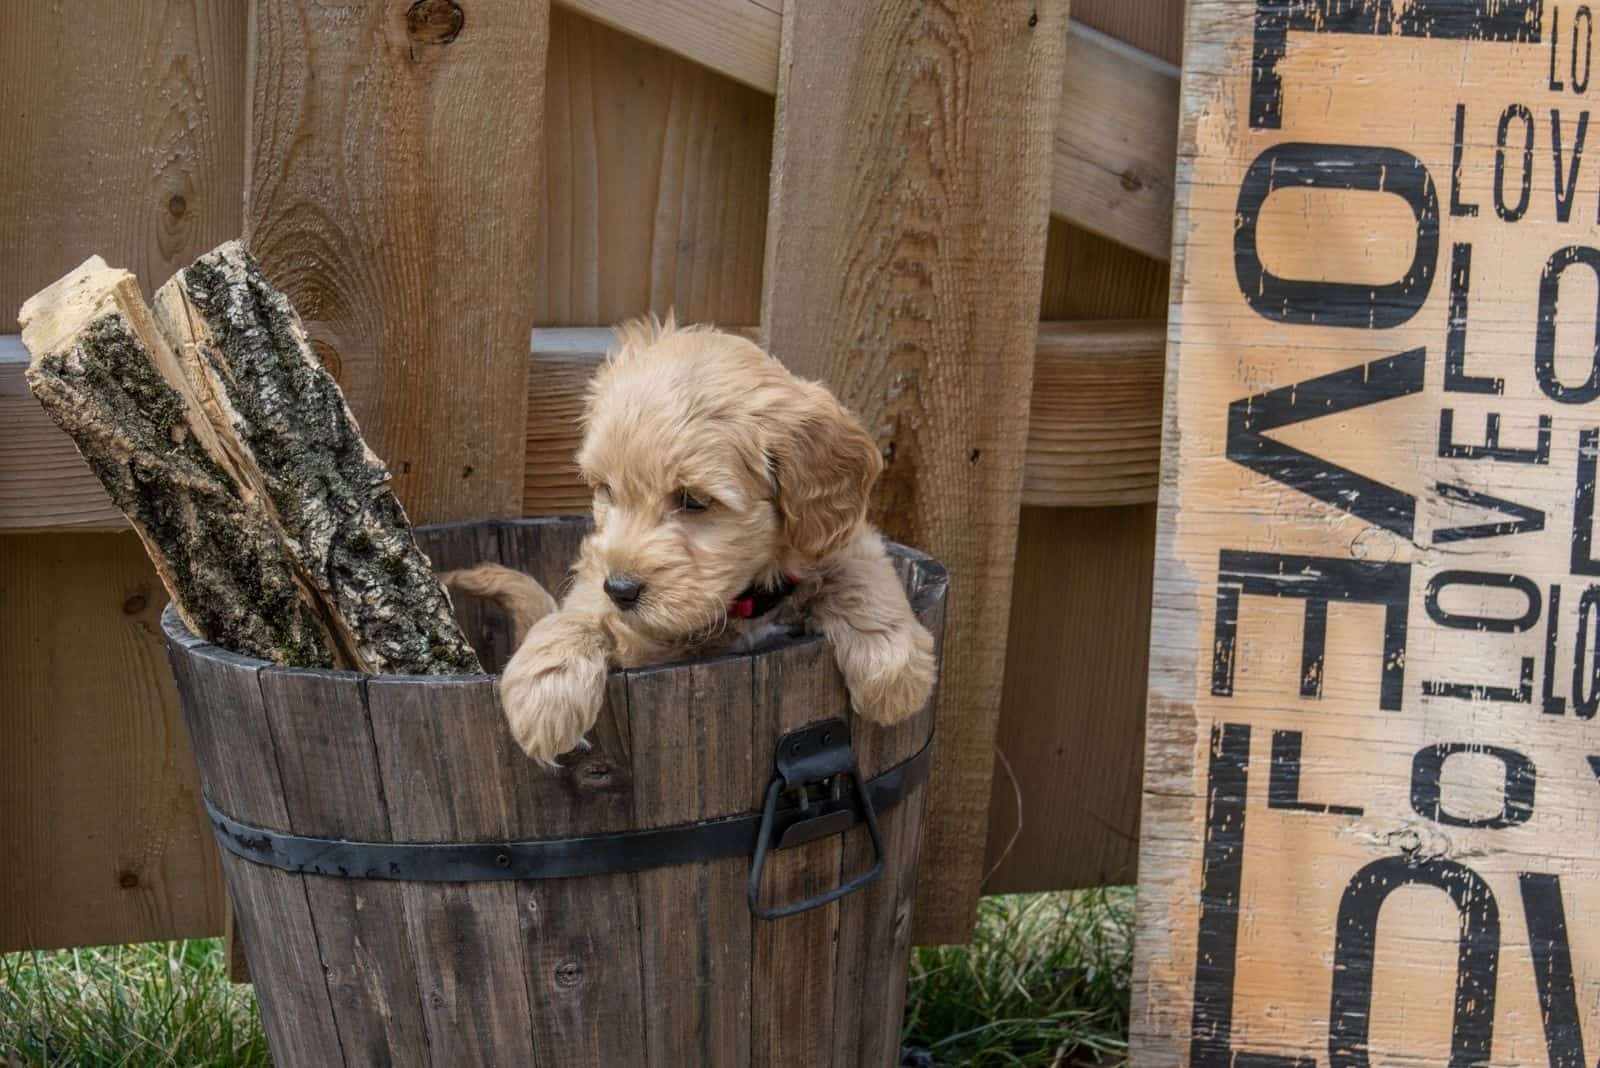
left=164, top=517, right=946, bottom=1068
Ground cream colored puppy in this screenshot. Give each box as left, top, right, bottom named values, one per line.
left=448, top=317, right=934, bottom=765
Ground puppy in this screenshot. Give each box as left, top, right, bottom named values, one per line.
left=448, top=316, right=935, bottom=764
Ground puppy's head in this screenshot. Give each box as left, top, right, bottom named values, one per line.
left=575, top=316, right=882, bottom=642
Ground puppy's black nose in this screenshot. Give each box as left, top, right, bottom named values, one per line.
left=603, top=573, right=644, bottom=609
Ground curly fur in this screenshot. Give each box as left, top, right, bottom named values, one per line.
left=445, top=317, right=935, bottom=764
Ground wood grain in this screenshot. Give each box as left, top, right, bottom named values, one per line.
left=164, top=627, right=344, bottom=1067
left=558, top=0, right=782, bottom=94
left=0, top=534, right=224, bottom=953
left=0, top=339, right=123, bottom=530
left=538, top=6, right=772, bottom=328
left=366, top=675, right=541, bottom=1066
left=1135, top=2, right=1600, bottom=1061
left=1028, top=321, right=1165, bottom=507
left=626, top=657, right=755, bottom=1065
left=761, top=0, right=1069, bottom=943
left=256, top=668, right=430, bottom=1067
left=245, top=0, right=548, bottom=523
left=1072, top=0, right=1186, bottom=64
left=0, top=0, right=246, bottom=320
left=984, top=505, right=1154, bottom=892
left=833, top=569, right=945, bottom=1065
left=554, top=1, right=1179, bottom=258
left=1052, top=25, right=1179, bottom=262
left=749, top=639, right=846, bottom=1067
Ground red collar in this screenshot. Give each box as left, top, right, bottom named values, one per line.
left=729, top=575, right=798, bottom=619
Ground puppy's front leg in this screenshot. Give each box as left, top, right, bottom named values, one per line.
left=810, top=531, right=936, bottom=726
left=500, top=583, right=613, bottom=765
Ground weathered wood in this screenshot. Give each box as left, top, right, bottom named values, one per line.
left=1073, top=0, right=1185, bottom=63
left=626, top=656, right=756, bottom=1065
left=0, top=338, right=126, bottom=530
left=0, top=533, right=224, bottom=953
left=166, top=518, right=944, bottom=1064
left=0, top=0, right=246, bottom=319
left=163, top=625, right=343, bottom=1066
left=832, top=576, right=944, bottom=1066
left=1137, top=2, right=1590, bottom=1061
left=1051, top=25, right=1179, bottom=262
left=366, top=676, right=541, bottom=1066
left=985, top=504, right=1153, bottom=892
left=761, top=0, right=1069, bottom=943
left=246, top=0, right=548, bottom=524
left=539, top=7, right=773, bottom=328
left=556, top=1, right=1179, bottom=258
left=19, top=261, right=335, bottom=667
left=1027, top=321, right=1165, bottom=507
left=257, top=668, right=430, bottom=1066
left=750, top=639, right=846, bottom=1067
left=514, top=674, right=648, bottom=1067
left=153, top=242, right=480, bottom=675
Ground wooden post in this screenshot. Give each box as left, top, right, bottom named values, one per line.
left=244, top=0, right=549, bottom=523
left=1135, top=1, right=1590, bottom=1062
left=760, top=0, right=1070, bottom=942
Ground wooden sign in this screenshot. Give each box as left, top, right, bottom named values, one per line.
left=1135, top=1, right=1600, bottom=1064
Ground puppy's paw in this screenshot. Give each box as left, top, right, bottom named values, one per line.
left=835, top=621, right=936, bottom=726
left=500, top=615, right=609, bottom=765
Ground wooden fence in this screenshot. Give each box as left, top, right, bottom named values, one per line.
left=0, top=0, right=1182, bottom=950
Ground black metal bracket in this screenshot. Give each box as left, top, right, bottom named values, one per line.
left=747, top=719, right=885, bottom=920
left=204, top=723, right=929, bottom=887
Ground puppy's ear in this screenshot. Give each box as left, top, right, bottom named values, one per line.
left=767, top=380, right=883, bottom=561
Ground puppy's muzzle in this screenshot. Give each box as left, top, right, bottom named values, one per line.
left=603, top=573, right=645, bottom=609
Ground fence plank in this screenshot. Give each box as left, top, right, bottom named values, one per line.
left=761, top=0, right=1069, bottom=942
left=984, top=504, right=1154, bottom=892
left=245, top=0, right=548, bottom=523
left=0, top=534, right=225, bottom=953
left=557, top=1, right=1176, bottom=260
left=1051, top=25, right=1178, bottom=262
left=539, top=6, right=772, bottom=329
left=0, top=0, right=246, bottom=320
left=1072, top=0, right=1185, bottom=64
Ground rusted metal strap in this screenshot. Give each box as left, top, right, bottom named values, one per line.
left=203, top=725, right=932, bottom=884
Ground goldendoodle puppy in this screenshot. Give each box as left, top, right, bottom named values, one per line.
left=446, top=316, right=934, bottom=764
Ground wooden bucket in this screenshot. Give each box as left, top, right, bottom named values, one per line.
left=164, top=517, right=946, bottom=1067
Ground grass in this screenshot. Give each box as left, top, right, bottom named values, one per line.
left=0, top=889, right=1132, bottom=1067
left=903, top=888, right=1133, bottom=1067
left=0, top=941, right=269, bottom=1068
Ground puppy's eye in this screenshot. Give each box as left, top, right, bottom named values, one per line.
left=675, top=490, right=709, bottom=513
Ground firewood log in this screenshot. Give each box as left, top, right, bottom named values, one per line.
left=20, top=248, right=482, bottom=675
left=152, top=242, right=479, bottom=675
left=19, top=258, right=336, bottom=667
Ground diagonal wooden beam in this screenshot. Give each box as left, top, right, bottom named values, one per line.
left=557, top=0, right=1178, bottom=261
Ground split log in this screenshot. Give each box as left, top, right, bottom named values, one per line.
left=19, top=249, right=482, bottom=675
left=18, top=259, right=336, bottom=667
left=152, top=242, right=479, bottom=676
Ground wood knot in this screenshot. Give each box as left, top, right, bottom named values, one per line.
left=1028, top=9, right=1039, bottom=27
left=579, top=761, right=613, bottom=786
left=1119, top=169, right=1145, bottom=193
left=554, top=960, right=583, bottom=988
left=122, top=593, right=148, bottom=615
left=118, top=870, right=140, bottom=889
left=407, top=0, right=463, bottom=45
left=166, top=194, right=187, bottom=219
